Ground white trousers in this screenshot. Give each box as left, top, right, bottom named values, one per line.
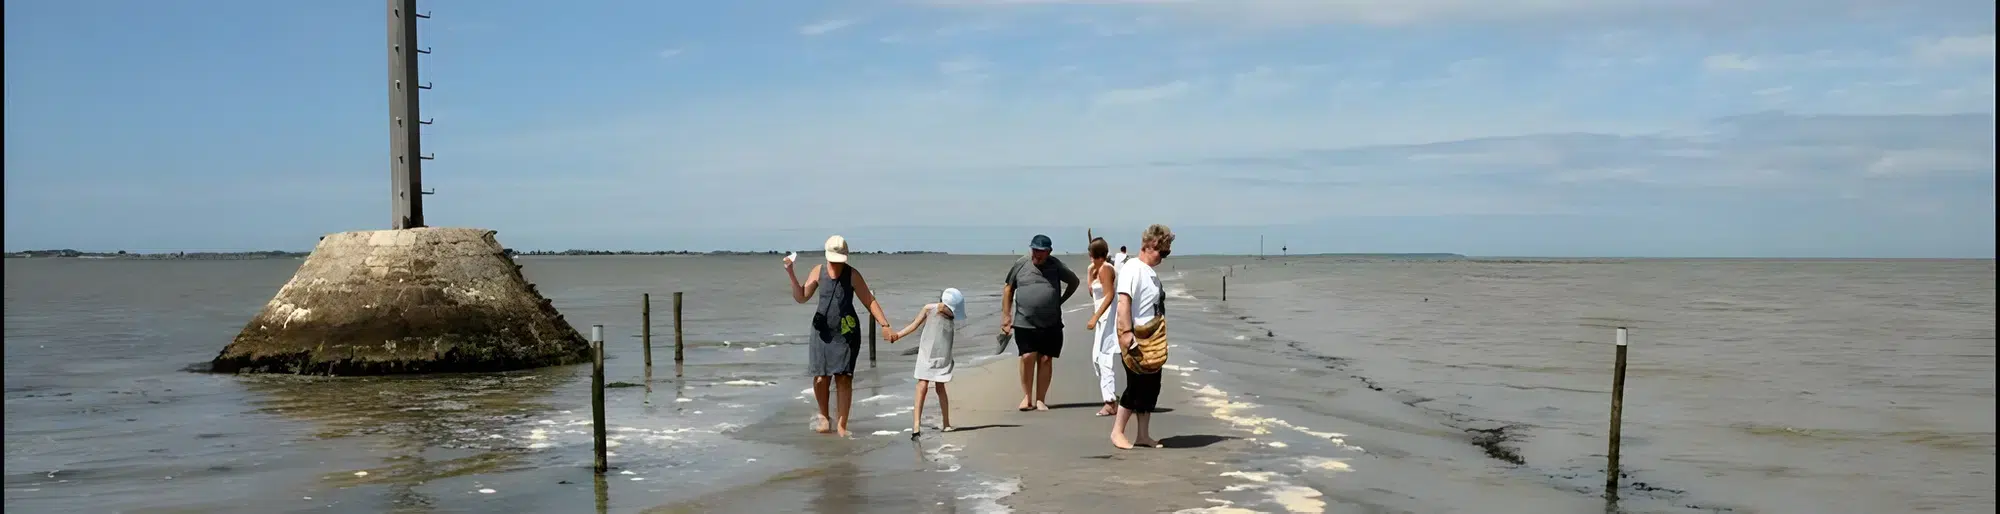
left=1091, top=315, right=1120, bottom=403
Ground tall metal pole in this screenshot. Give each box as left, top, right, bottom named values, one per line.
left=387, top=0, right=428, bottom=229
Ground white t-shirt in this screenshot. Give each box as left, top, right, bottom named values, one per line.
left=1111, top=252, right=1128, bottom=266
left=1115, top=258, right=1162, bottom=326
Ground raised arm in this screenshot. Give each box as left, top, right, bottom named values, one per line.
left=788, top=263, right=822, bottom=304
left=890, top=304, right=933, bottom=343
left=850, top=269, right=892, bottom=332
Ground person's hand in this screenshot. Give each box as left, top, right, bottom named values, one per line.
left=1085, top=319, right=1097, bottom=331
left=885, top=332, right=899, bottom=344
left=782, top=256, right=795, bottom=272
left=1000, top=319, right=1013, bottom=336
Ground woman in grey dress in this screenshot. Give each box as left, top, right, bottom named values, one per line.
left=888, top=288, right=964, bottom=438
left=785, top=235, right=893, bottom=438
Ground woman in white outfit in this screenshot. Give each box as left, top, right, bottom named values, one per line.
left=1083, top=237, right=1121, bottom=417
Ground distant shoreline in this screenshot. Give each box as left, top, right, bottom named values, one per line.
left=3, top=250, right=309, bottom=260
left=4, top=249, right=1459, bottom=260
left=0, top=249, right=953, bottom=260
left=10, top=251, right=1986, bottom=261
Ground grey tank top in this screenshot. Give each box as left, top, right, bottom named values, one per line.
left=812, top=265, right=860, bottom=344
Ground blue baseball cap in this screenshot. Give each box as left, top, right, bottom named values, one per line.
left=1030, top=234, right=1053, bottom=251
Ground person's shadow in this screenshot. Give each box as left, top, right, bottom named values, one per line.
left=941, top=424, right=1019, bottom=433
left=1157, top=434, right=1235, bottom=449
left=1042, top=402, right=1176, bottom=414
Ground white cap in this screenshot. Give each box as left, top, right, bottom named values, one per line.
left=824, top=235, right=850, bottom=263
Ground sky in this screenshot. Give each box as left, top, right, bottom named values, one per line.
left=3, top=0, right=1994, bottom=257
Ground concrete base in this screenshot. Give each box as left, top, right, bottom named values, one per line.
left=211, top=227, right=589, bottom=375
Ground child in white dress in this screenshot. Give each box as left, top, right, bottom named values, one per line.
left=888, top=288, right=963, bottom=438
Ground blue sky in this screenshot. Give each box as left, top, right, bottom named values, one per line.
left=4, top=0, right=1994, bottom=257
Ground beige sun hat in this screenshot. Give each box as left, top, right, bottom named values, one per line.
left=823, top=235, right=850, bottom=263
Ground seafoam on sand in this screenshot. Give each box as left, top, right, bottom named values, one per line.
left=1178, top=364, right=1361, bottom=514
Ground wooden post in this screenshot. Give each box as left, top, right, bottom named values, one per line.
left=642, top=293, right=652, bottom=368
left=1222, top=275, right=1228, bottom=301
left=1606, top=327, right=1629, bottom=496
left=590, top=325, right=607, bottom=474
left=673, top=292, right=685, bottom=365
left=868, top=319, right=877, bottom=364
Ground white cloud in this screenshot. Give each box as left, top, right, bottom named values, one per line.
left=1062, top=15, right=1166, bottom=36
left=1753, top=85, right=1793, bottom=96
left=1092, top=80, right=1192, bottom=105
left=935, top=19, right=1006, bottom=37
left=914, top=0, right=1956, bottom=30
left=657, top=47, right=685, bottom=59
left=1227, top=66, right=1309, bottom=97
left=799, top=18, right=859, bottom=36
left=1911, top=33, right=1997, bottom=64
left=938, top=56, right=992, bottom=83
left=1704, top=53, right=1761, bottom=72
left=1865, top=148, right=1996, bottom=177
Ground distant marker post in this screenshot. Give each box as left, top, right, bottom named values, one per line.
left=642, top=293, right=653, bottom=369
left=1606, top=327, right=1629, bottom=497
left=591, top=324, right=608, bottom=473
left=673, top=292, right=685, bottom=370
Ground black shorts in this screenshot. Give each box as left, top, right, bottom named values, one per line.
left=1120, top=365, right=1163, bottom=413
left=1013, top=326, right=1064, bottom=358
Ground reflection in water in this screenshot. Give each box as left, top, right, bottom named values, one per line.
left=814, top=460, right=862, bottom=514
left=595, top=472, right=610, bottom=514
left=237, top=368, right=575, bottom=508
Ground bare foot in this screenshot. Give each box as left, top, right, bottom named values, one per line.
left=1035, top=401, right=1050, bottom=411
left=1135, top=438, right=1161, bottom=448
left=811, top=415, right=833, bottom=434
left=1018, top=398, right=1033, bottom=411
left=941, top=425, right=956, bottom=432
left=1094, top=404, right=1116, bottom=417
left=1111, top=432, right=1135, bottom=450
left=837, top=428, right=853, bottom=438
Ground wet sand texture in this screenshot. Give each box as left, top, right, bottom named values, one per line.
left=946, top=354, right=1251, bottom=510
left=922, top=308, right=1252, bottom=511
left=210, top=227, right=590, bottom=375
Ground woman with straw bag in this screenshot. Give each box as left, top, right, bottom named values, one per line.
left=1111, top=224, right=1174, bottom=449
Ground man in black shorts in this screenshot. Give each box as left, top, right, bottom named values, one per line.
left=1001, top=234, right=1080, bottom=411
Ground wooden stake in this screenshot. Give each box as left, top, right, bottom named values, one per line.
left=673, top=292, right=685, bottom=366
left=642, top=293, right=652, bottom=368
left=1607, top=327, right=1629, bottom=496
left=590, top=325, right=607, bottom=474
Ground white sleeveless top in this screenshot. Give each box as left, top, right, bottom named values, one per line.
left=1089, top=263, right=1115, bottom=322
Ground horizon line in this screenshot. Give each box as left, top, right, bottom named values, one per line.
left=6, top=248, right=1993, bottom=261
